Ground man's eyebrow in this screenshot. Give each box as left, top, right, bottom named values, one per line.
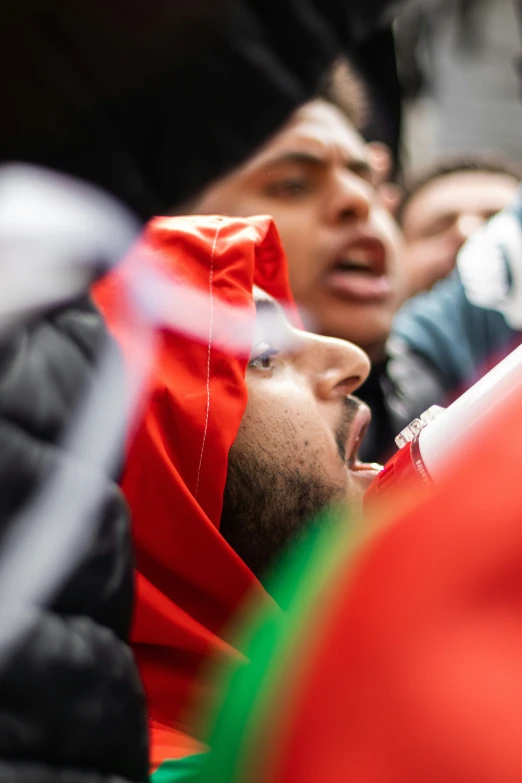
left=259, top=151, right=373, bottom=180
left=349, top=158, right=374, bottom=180
left=419, top=210, right=459, bottom=230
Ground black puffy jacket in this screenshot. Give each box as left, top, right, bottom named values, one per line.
left=0, top=294, right=148, bottom=783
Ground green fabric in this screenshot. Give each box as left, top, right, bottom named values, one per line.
left=151, top=753, right=207, bottom=783
left=192, top=510, right=362, bottom=783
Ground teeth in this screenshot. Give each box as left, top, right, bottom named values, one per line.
left=349, top=248, right=372, bottom=265
left=339, top=248, right=373, bottom=270
left=338, top=259, right=370, bottom=271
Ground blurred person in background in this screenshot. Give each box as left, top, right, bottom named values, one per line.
left=189, top=60, right=440, bottom=463
left=391, top=191, right=522, bottom=407
left=0, top=0, right=406, bottom=780
left=362, top=0, right=522, bottom=448
left=389, top=0, right=522, bottom=413
left=96, top=215, right=381, bottom=778
left=398, top=157, right=521, bottom=295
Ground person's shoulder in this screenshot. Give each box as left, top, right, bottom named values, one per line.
left=393, top=267, right=515, bottom=391
left=391, top=274, right=471, bottom=389
left=394, top=273, right=466, bottom=333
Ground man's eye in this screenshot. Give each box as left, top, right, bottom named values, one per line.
left=265, top=178, right=310, bottom=198
left=248, top=343, right=280, bottom=370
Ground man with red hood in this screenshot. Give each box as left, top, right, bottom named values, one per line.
left=95, top=214, right=380, bottom=775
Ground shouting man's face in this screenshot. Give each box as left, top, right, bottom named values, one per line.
left=192, top=99, right=405, bottom=362
left=220, top=287, right=380, bottom=580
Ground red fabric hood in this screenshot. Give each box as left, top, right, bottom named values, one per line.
left=95, top=215, right=297, bottom=767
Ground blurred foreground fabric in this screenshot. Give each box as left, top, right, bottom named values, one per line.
left=0, top=166, right=149, bottom=781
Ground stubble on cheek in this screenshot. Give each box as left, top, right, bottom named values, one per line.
left=221, top=438, right=349, bottom=581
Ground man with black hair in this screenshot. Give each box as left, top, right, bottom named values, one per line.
left=398, top=156, right=521, bottom=295
left=189, top=60, right=439, bottom=462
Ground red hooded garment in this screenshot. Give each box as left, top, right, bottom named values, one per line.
left=95, top=215, right=298, bottom=772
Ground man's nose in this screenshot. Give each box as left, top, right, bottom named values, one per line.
left=299, top=331, right=371, bottom=399
left=326, top=169, right=372, bottom=225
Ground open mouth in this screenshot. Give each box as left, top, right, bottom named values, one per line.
left=325, top=237, right=392, bottom=302
left=346, top=416, right=369, bottom=469
left=345, top=404, right=382, bottom=480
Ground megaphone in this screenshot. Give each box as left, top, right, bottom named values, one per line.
left=365, top=344, right=522, bottom=506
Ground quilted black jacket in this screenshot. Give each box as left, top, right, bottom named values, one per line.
left=0, top=295, right=148, bottom=783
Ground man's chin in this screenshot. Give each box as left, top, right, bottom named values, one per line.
left=345, top=463, right=383, bottom=516
left=327, top=464, right=383, bottom=521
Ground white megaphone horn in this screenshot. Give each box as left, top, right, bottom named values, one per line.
left=365, top=343, right=522, bottom=506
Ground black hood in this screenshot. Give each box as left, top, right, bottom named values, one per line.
left=0, top=0, right=405, bottom=220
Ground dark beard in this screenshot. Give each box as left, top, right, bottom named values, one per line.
left=220, top=448, right=344, bottom=583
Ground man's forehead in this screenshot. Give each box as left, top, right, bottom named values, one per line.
left=404, top=171, right=519, bottom=228
left=288, top=100, right=364, bottom=147
left=240, top=99, right=368, bottom=173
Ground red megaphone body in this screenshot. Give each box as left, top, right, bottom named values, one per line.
left=365, top=344, right=522, bottom=506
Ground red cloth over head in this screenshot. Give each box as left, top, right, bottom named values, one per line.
left=95, top=215, right=297, bottom=769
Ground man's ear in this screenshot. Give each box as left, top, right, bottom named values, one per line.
left=379, top=182, right=403, bottom=216
left=367, top=141, right=403, bottom=216
left=367, top=141, right=393, bottom=185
